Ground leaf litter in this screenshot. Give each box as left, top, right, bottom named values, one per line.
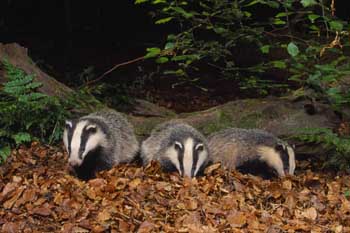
left=0, top=142, right=350, bottom=232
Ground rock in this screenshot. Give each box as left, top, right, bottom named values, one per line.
left=129, top=97, right=340, bottom=156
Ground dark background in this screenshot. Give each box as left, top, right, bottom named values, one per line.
left=1, top=0, right=349, bottom=111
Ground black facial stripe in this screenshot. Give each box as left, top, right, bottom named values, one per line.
left=177, top=146, right=184, bottom=176
left=191, top=144, right=200, bottom=177
left=275, top=145, right=289, bottom=172
left=66, top=121, right=77, bottom=156
left=80, top=123, right=98, bottom=160
left=160, top=158, right=178, bottom=174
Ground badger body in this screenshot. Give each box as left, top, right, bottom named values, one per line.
left=208, top=128, right=295, bottom=178
left=141, top=121, right=210, bottom=177
left=63, top=109, right=139, bottom=180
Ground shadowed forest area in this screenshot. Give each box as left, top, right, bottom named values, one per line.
left=1, top=0, right=350, bottom=232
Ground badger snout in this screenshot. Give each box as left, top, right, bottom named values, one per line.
left=68, top=158, right=82, bottom=167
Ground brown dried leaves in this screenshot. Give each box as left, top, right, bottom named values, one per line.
left=1, top=143, right=350, bottom=232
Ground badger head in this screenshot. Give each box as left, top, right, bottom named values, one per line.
left=63, top=119, right=108, bottom=168
left=257, top=142, right=296, bottom=177
left=160, top=134, right=209, bottom=178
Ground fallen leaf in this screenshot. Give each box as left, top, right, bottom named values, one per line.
left=302, top=207, right=317, bottom=221
left=137, top=221, right=155, bottom=233
left=97, top=209, right=111, bottom=222
left=227, top=211, right=246, bottom=228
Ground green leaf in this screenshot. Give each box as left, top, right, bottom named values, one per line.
left=308, top=14, right=320, bottom=23
left=260, top=45, right=270, bottom=54
left=287, top=42, right=299, bottom=57
left=271, top=61, right=287, bottom=69
left=167, top=34, right=176, bottom=41
left=345, top=189, right=350, bottom=198
left=144, top=47, right=161, bottom=59
left=156, top=57, right=169, bottom=64
left=163, top=69, right=185, bottom=76
left=13, top=132, right=32, bottom=145
left=152, top=0, right=166, bottom=3
left=243, top=0, right=261, bottom=7
left=213, top=27, right=227, bottom=34
left=275, top=12, right=292, bottom=18
left=155, top=17, right=173, bottom=24
left=164, top=42, right=175, bottom=50
left=309, top=25, right=320, bottom=31
left=266, top=1, right=280, bottom=8
left=273, top=19, right=286, bottom=25
left=171, top=54, right=200, bottom=62
left=243, top=11, right=252, bottom=18
left=172, top=6, right=193, bottom=18
left=0, top=146, right=11, bottom=162
left=329, top=20, right=343, bottom=31
left=301, top=0, right=317, bottom=7
left=134, top=0, right=148, bottom=4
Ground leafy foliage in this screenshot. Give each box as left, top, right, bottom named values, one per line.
left=136, top=0, right=350, bottom=169
left=0, top=60, right=70, bottom=163
left=136, top=0, right=349, bottom=95
left=296, top=128, right=350, bottom=170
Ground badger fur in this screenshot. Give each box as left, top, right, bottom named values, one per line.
left=63, top=109, right=139, bottom=180
left=208, top=128, right=295, bottom=178
left=141, top=121, right=210, bottom=177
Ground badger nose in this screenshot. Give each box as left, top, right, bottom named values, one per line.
left=68, top=159, right=81, bottom=167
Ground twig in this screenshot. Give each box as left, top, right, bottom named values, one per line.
left=331, top=0, right=336, bottom=16
left=264, top=31, right=310, bottom=45
left=83, top=56, right=145, bottom=87
left=320, top=0, right=329, bottom=38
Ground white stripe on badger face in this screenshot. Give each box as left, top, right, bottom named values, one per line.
left=69, top=120, right=88, bottom=167
left=83, top=129, right=105, bottom=158
left=287, top=146, right=296, bottom=175
left=257, top=146, right=285, bottom=177
left=165, top=146, right=181, bottom=175
left=63, top=128, right=68, bottom=152
left=194, top=148, right=208, bottom=177
left=63, top=120, right=72, bottom=152
left=183, top=138, right=194, bottom=177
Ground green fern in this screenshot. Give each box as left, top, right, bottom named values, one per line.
left=296, top=127, right=350, bottom=170
left=0, top=60, right=70, bottom=163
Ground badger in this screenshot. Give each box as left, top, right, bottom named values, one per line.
left=63, top=109, right=139, bottom=180
left=208, top=128, right=295, bottom=178
left=140, top=121, right=210, bottom=178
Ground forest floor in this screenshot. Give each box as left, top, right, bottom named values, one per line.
left=1, top=142, right=350, bottom=233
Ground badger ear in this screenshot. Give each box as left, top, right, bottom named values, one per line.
left=65, top=120, right=72, bottom=129
left=86, top=124, right=97, bottom=133
left=174, top=141, right=183, bottom=151
left=275, top=144, right=285, bottom=152
left=195, top=143, right=204, bottom=151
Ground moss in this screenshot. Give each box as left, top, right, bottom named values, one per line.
left=200, top=110, right=235, bottom=135
left=237, top=112, right=263, bottom=129
left=131, top=117, right=169, bottom=140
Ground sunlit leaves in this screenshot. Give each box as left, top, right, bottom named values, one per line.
left=0, top=146, right=11, bottom=163
left=301, top=0, right=317, bottom=7
left=156, top=57, right=169, bottom=64
left=287, top=42, right=299, bottom=57
left=271, top=60, right=287, bottom=69
left=155, top=17, right=173, bottom=24
left=260, top=45, right=270, bottom=54
left=13, top=132, right=32, bottom=145
left=329, top=20, right=343, bottom=31
left=308, top=14, right=320, bottom=23
left=144, top=47, right=161, bottom=59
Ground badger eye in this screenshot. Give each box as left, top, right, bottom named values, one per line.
left=174, top=141, right=183, bottom=151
